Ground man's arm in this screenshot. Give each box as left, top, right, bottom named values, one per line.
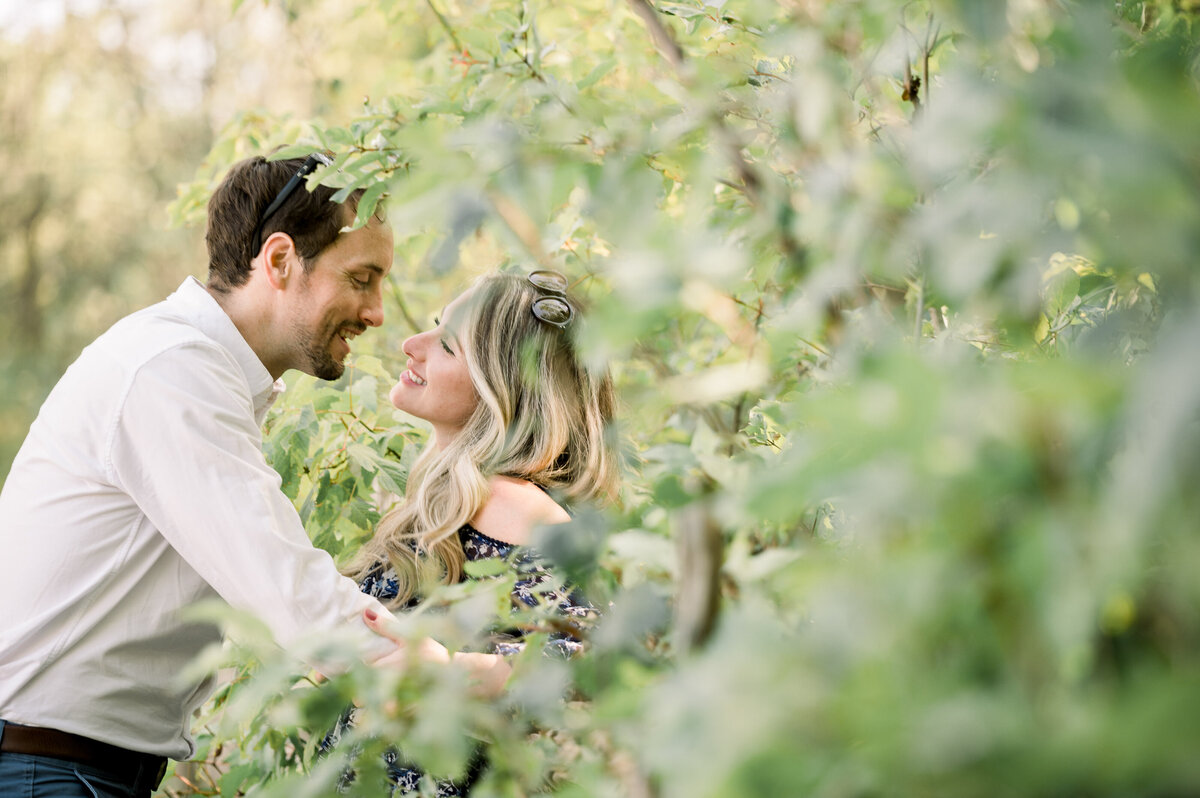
left=107, top=341, right=395, bottom=662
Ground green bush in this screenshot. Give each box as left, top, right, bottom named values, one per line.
left=166, top=1, right=1200, bottom=795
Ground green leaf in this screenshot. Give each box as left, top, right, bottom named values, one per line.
left=1044, top=268, right=1081, bottom=318
left=350, top=354, right=391, bottom=380
left=329, top=169, right=376, bottom=205
left=218, top=762, right=259, bottom=796
left=464, top=557, right=510, bottom=578
left=352, top=180, right=388, bottom=229
left=374, top=457, right=407, bottom=495
left=267, top=144, right=317, bottom=161
left=577, top=58, right=616, bottom=91
left=659, top=4, right=706, bottom=19
left=344, top=442, right=378, bottom=477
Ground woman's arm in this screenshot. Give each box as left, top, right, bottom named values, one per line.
left=363, top=608, right=512, bottom=697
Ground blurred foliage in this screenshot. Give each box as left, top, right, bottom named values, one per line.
left=0, top=5, right=205, bottom=478
left=168, top=1, right=1200, bottom=796
left=7, top=0, right=1200, bottom=796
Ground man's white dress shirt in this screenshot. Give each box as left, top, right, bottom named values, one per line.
left=0, top=277, right=394, bottom=759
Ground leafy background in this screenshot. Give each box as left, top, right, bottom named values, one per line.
left=3, top=1, right=1199, bottom=796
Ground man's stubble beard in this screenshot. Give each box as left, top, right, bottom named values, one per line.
left=292, top=316, right=345, bottom=381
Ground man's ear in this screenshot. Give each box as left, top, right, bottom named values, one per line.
left=260, top=232, right=299, bottom=290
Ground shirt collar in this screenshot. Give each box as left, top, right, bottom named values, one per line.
left=168, top=276, right=286, bottom=420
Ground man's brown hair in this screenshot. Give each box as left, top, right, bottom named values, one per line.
left=205, top=156, right=377, bottom=292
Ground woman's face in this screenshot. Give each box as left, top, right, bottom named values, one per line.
left=390, top=289, right=480, bottom=447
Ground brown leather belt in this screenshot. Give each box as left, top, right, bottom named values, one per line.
left=0, top=722, right=167, bottom=788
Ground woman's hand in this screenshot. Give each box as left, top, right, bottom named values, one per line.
left=363, top=608, right=511, bottom=697
left=451, top=650, right=513, bottom=698
left=364, top=608, right=450, bottom=667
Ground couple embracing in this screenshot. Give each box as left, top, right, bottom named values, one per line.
left=0, top=154, right=619, bottom=797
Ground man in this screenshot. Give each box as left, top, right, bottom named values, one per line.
left=0, top=154, right=501, bottom=798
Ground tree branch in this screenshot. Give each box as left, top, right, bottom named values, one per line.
left=424, top=0, right=464, bottom=52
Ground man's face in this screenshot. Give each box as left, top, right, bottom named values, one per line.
left=286, top=217, right=394, bottom=380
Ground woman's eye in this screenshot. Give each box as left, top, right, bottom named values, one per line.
left=440, top=339, right=455, bottom=356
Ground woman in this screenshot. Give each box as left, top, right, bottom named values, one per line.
left=329, top=270, right=620, bottom=794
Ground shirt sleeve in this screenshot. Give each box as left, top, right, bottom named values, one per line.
left=105, top=341, right=396, bottom=663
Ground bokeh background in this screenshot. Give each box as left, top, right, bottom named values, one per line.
left=3, top=2, right=1200, bottom=796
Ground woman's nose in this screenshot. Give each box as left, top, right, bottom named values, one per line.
left=401, top=330, right=432, bottom=359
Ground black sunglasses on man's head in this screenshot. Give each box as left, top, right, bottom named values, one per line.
left=251, top=152, right=334, bottom=256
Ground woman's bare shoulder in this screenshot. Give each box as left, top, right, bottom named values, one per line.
left=470, top=475, right=570, bottom=546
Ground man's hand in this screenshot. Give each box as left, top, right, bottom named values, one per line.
left=363, top=608, right=511, bottom=697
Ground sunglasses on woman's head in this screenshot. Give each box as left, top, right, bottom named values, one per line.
left=528, top=270, right=574, bottom=329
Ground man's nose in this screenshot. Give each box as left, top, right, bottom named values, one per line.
left=360, top=287, right=384, bottom=327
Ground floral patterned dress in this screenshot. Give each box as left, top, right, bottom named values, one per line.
left=321, top=524, right=595, bottom=795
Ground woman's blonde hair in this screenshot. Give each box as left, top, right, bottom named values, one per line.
left=345, top=272, right=619, bottom=606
